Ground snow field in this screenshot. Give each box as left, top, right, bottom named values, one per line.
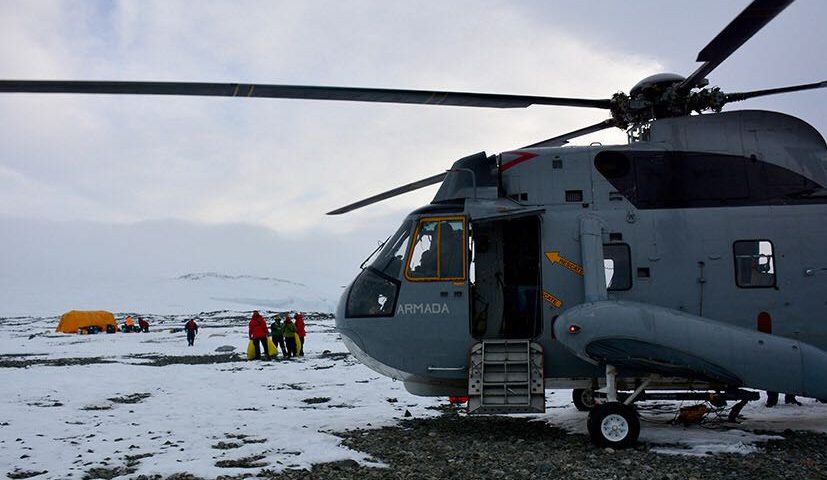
left=0, top=316, right=442, bottom=478
left=2, top=313, right=827, bottom=478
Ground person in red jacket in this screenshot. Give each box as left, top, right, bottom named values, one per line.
left=295, top=312, right=306, bottom=356
left=248, top=310, right=270, bottom=360
left=184, top=318, right=198, bottom=346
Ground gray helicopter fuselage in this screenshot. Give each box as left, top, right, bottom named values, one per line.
left=335, top=110, right=827, bottom=396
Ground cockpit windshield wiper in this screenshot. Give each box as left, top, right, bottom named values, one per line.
left=360, top=236, right=391, bottom=269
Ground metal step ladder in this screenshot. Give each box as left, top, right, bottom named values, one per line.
left=467, top=339, right=545, bottom=414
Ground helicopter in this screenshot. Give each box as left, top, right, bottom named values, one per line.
left=2, top=0, right=826, bottom=448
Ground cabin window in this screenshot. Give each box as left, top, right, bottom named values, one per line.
left=733, top=240, right=776, bottom=288
left=604, top=243, right=632, bottom=291
left=406, top=217, right=466, bottom=281
left=594, top=150, right=826, bottom=209
left=565, top=190, right=584, bottom=202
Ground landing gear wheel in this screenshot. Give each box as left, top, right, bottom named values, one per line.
left=587, top=402, right=640, bottom=448
left=572, top=388, right=596, bottom=411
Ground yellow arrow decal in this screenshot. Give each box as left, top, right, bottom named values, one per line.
left=545, top=251, right=584, bottom=276
left=542, top=290, right=562, bottom=309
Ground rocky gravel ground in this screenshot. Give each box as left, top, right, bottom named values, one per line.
left=120, top=413, right=827, bottom=480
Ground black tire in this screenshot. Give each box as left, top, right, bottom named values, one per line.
left=587, top=402, right=640, bottom=449
left=573, top=388, right=596, bottom=411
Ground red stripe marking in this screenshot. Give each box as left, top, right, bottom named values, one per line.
left=500, top=151, right=538, bottom=172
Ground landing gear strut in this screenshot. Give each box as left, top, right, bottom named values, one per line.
left=587, top=365, right=648, bottom=448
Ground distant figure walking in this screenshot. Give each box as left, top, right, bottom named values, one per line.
left=757, top=311, right=800, bottom=407
left=138, top=317, right=149, bottom=333
left=270, top=315, right=287, bottom=357
left=125, top=315, right=136, bottom=332
left=295, top=312, right=306, bottom=356
left=283, top=316, right=298, bottom=358
left=248, top=310, right=270, bottom=360
left=185, top=319, right=198, bottom=346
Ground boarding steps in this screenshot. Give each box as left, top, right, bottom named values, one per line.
left=467, top=340, right=545, bottom=414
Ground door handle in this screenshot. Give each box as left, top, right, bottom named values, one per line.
left=427, top=366, right=466, bottom=372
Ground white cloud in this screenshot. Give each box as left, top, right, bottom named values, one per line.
left=0, top=0, right=660, bottom=234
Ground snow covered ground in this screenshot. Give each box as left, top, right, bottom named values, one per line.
left=2, top=312, right=827, bottom=479
left=0, top=312, right=440, bottom=479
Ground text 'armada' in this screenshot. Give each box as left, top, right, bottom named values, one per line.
left=396, top=303, right=450, bottom=315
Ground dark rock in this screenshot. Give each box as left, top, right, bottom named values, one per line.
left=329, top=459, right=360, bottom=470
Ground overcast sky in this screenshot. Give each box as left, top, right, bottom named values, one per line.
left=1, top=1, right=825, bottom=313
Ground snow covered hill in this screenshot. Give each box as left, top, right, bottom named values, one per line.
left=0, top=271, right=340, bottom=317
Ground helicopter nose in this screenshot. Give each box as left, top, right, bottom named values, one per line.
left=334, top=281, right=411, bottom=382
left=334, top=284, right=369, bottom=355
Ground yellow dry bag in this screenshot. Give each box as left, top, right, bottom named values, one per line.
left=267, top=337, right=279, bottom=357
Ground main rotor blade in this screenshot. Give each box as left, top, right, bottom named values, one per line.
left=327, top=172, right=447, bottom=215
left=0, top=80, right=612, bottom=110
left=680, top=0, right=794, bottom=90
left=521, top=119, right=616, bottom=148
left=725, top=80, right=827, bottom=103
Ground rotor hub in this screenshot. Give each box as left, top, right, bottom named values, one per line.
left=610, top=73, right=729, bottom=130
left=629, top=73, right=689, bottom=98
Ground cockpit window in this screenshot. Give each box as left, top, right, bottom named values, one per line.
left=345, top=220, right=413, bottom=318
left=406, top=217, right=466, bottom=281
left=346, top=221, right=412, bottom=318
left=346, top=268, right=399, bottom=318
left=370, top=220, right=412, bottom=278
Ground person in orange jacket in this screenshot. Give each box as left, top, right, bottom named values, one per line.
left=248, top=310, right=270, bottom=360
left=295, top=312, right=306, bottom=356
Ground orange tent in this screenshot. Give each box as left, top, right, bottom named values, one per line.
left=56, top=310, right=118, bottom=333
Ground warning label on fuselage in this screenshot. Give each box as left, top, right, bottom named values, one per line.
left=542, top=290, right=562, bottom=309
